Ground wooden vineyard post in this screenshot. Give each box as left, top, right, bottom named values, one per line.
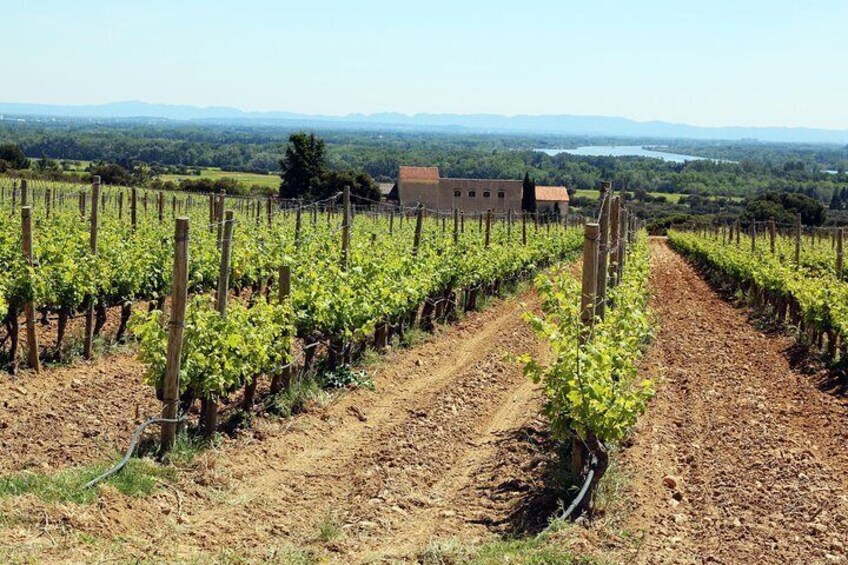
left=768, top=217, right=776, bottom=254
left=208, top=194, right=215, bottom=232
left=267, top=197, right=273, bottom=228
left=341, top=186, right=351, bottom=270
left=44, top=188, right=51, bottom=218
left=574, top=220, right=601, bottom=474
left=484, top=209, right=492, bottom=248
left=507, top=209, right=512, bottom=242
left=596, top=182, right=611, bottom=320
left=294, top=205, right=302, bottom=248
left=202, top=210, right=235, bottom=437
left=21, top=179, right=27, bottom=207
left=270, top=265, right=292, bottom=394
left=131, top=187, right=138, bottom=230
left=837, top=228, right=844, bottom=280
left=750, top=223, right=756, bottom=254
left=453, top=208, right=459, bottom=245
left=172, top=194, right=177, bottom=218
left=412, top=204, right=424, bottom=256
left=83, top=177, right=100, bottom=360
left=118, top=191, right=124, bottom=221
left=21, top=207, right=40, bottom=373
left=609, top=195, right=621, bottom=287
left=11, top=181, right=16, bottom=213
left=160, top=217, right=189, bottom=452
left=522, top=211, right=527, bottom=245
left=216, top=211, right=235, bottom=314
left=580, top=223, right=600, bottom=344
left=389, top=209, right=394, bottom=235
left=618, top=208, right=629, bottom=280
left=460, top=211, right=465, bottom=233
left=795, top=213, right=802, bottom=267
left=735, top=219, right=741, bottom=246
left=215, top=193, right=225, bottom=248
left=158, top=191, right=164, bottom=222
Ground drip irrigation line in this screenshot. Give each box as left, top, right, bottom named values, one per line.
left=83, top=415, right=186, bottom=489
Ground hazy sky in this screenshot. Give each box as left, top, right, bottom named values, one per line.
left=3, top=0, right=847, bottom=128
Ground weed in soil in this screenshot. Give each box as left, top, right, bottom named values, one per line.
left=0, top=457, right=174, bottom=504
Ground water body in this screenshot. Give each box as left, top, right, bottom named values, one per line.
left=535, top=145, right=716, bottom=163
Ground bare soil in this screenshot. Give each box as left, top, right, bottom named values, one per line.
left=0, top=285, right=557, bottom=563
left=4, top=241, right=848, bottom=564
left=605, top=239, right=848, bottom=564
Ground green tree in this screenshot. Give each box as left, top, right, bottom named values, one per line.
left=90, top=162, right=133, bottom=185
left=321, top=170, right=381, bottom=202
left=742, top=191, right=826, bottom=226
left=0, top=143, right=30, bottom=169
left=522, top=172, right=536, bottom=212
left=279, top=132, right=326, bottom=199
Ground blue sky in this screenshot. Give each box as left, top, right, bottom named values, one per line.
left=3, top=0, right=847, bottom=128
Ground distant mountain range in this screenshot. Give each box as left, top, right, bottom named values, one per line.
left=1, top=100, right=847, bottom=144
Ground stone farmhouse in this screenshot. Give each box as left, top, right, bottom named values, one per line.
left=393, top=166, right=569, bottom=216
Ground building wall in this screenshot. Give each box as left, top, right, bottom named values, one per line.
left=399, top=178, right=523, bottom=213
left=537, top=201, right=569, bottom=216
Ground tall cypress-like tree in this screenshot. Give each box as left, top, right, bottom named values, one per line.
left=522, top=172, right=536, bottom=212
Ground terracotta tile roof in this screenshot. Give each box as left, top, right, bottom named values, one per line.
left=399, top=166, right=440, bottom=182
left=535, top=185, right=570, bottom=202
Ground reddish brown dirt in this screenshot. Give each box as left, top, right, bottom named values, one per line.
left=608, top=239, right=848, bottom=564
left=0, top=353, right=157, bottom=474
left=0, top=284, right=555, bottom=563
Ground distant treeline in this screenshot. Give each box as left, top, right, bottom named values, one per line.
left=2, top=118, right=848, bottom=203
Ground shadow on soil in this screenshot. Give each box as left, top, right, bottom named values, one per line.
left=467, top=423, right=577, bottom=536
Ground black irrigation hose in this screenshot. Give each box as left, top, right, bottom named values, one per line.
left=83, top=415, right=185, bottom=489
left=548, top=451, right=599, bottom=526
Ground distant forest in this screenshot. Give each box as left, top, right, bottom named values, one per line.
left=2, top=117, right=848, bottom=226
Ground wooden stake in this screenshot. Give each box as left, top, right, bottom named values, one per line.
left=768, top=217, right=776, bottom=254
left=412, top=204, right=423, bottom=256
left=609, top=195, right=621, bottom=286
left=160, top=217, right=189, bottom=452
left=794, top=213, right=802, bottom=267
left=21, top=207, right=40, bottom=373
left=341, top=186, right=351, bottom=270
left=271, top=265, right=293, bottom=394
left=484, top=209, right=492, bottom=248
left=596, top=182, right=611, bottom=320
left=522, top=211, right=527, bottom=245
left=129, top=187, right=138, bottom=229
left=83, top=177, right=100, bottom=360
left=580, top=223, right=600, bottom=344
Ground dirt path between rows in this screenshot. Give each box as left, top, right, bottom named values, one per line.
left=611, top=239, right=848, bottom=564
left=1, top=283, right=556, bottom=563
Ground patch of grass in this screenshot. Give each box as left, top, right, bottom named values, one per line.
left=268, top=375, right=327, bottom=418
left=358, top=346, right=383, bottom=367
left=399, top=326, right=428, bottom=348
left=0, top=457, right=174, bottom=504
left=316, top=511, right=343, bottom=543
left=161, top=430, right=210, bottom=467
left=419, top=535, right=595, bottom=565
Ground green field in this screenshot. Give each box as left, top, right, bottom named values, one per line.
left=572, top=189, right=742, bottom=204
left=159, top=167, right=279, bottom=190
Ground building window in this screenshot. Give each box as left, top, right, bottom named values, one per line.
left=497, top=191, right=505, bottom=199
left=483, top=191, right=491, bottom=198
left=454, top=190, right=461, bottom=197
left=468, top=191, right=476, bottom=197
